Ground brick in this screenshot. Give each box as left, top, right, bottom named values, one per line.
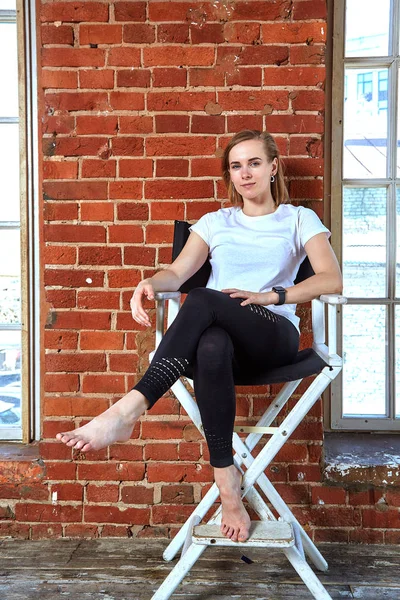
left=45, top=137, right=109, bottom=157
left=145, top=180, right=213, bottom=200
left=109, top=444, right=142, bottom=462
left=109, top=92, right=144, bottom=111
left=152, top=67, right=187, bottom=88
left=109, top=181, right=143, bottom=200
left=78, top=246, right=122, bottom=266
left=81, top=160, right=116, bottom=179
left=86, top=484, right=119, bottom=503
left=226, top=67, right=262, bottom=87
left=124, top=246, right=156, bottom=266
left=80, top=24, right=122, bottom=45
left=45, top=330, right=78, bottom=350
left=145, top=224, right=174, bottom=244
left=31, top=524, right=64, bottom=539
left=0, top=522, right=30, bottom=538
left=80, top=201, right=114, bottom=221
left=264, top=66, right=325, bottom=87
left=116, top=202, right=149, bottom=221
left=116, top=69, right=151, bottom=88
left=191, top=115, right=224, bottom=134
left=45, top=289, right=76, bottom=309
left=186, top=201, right=221, bottom=220
left=108, top=47, right=141, bottom=67
left=76, top=291, right=120, bottom=310
left=284, top=158, right=324, bottom=177
left=232, top=0, right=292, bottom=20
left=78, top=463, right=145, bottom=482
left=44, top=373, right=79, bottom=393
left=155, top=115, right=189, bottom=134
left=289, top=464, right=322, bottom=482
left=157, top=23, right=189, bottom=43
left=293, top=0, right=327, bottom=20
left=85, top=505, right=149, bottom=524
left=65, top=524, right=99, bottom=538
left=79, top=69, right=115, bottom=90
left=15, top=503, right=82, bottom=523
left=42, top=24, right=74, bottom=45
left=41, top=2, right=109, bottom=22
left=191, top=23, right=224, bottom=44
left=145, top=443, right=179, bottom=462
left=146, top=136, right=216, bottom=157
left=218, top=45, right=288, bottom=67
left=311, top=486, right=346, bottom=505
left=108, top=224, right=144, bottom=243
left=45, top=353, right=106, bottom=373
left=50, top=312, right=111, bottom=330
left=42, top=70, right=78, bottom=89
left=109, top=353, right=138, bottom=372
left=43, top=113, right=76, bottom=136
left=291, top=90, right=325, bottom=112
left=223, top=22, right=260, bottom=44
left=119, top=159, right=153, bottom=179
left=289, top=179, right=324, bottom=201
left=152, top=504, right=195, bottom=524
left=350, top=529, right=384, bottom=544
left=121, top=485, right=154, bottom=505
left=227, top=115, right=263, bottom=132
left=82, top=374, right=126, bottom=393
left=294, top=506, right=360, bottom=528
left=51, top=483, right=83, bottom=502
left=314, top=528, right=349, bottom=543
left=46, top=91, right=110, bottom=112
left=150, top=202, right=185, bottom=221
left=179, top=442, right=201, bottom=462
left=144, top=47, right=214, bottom=67
left=114, top=2, right=146, bottom=22
left=290, top=136, right=323, bottom=158
left=141, top=421, right=186, bottom=440
left=362, top=508, right=400, bottom=529
left=266, top=114, right=324, bottom=134
left=80, top=331, right=124, bottom=350
left=189, top=68, right=224, bottom=87
left=261, top=22, right=326, bottom=44
left=218, top=90, right=288, bottom=111
left=119, top=116, right=153, bottom=134
left=43, top=181, right=107, bottom=201
left=155, top=159, right=188, bottom=178
left=45, top=224, right=105, bottom=243
left=124, top=23, right=156, bottom=43
left=290, top=45, right=326, bottom=65
left=191, top=157, right=221, bottom=177
left=42, top=419, right=73, bottom=438
left=111, top=137, right=144, bottom=157
left=147, top=91, right=215, bottom=112
left=43, top=461, right=77, bottom=481
left=42, top=48, right=106, bottom=68
left=274, top=483, right=310, bottom=505
left=43, top=161, right=78, bottom=180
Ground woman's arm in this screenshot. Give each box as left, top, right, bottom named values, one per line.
left=223, top=233, right=343, bottom=307
left=131, top=231, right=209, bottom=326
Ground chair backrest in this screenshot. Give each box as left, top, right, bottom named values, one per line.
left=172, top=220, right=314, bottom=293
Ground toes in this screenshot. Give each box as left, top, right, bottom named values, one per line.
left=65, top=437, right=79, bottom=447
left=81, top=441, right=93, bottom=453
left=73, top=439, right=86, bottom=450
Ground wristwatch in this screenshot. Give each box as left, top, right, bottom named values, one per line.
left=272, top=286, right=286, bottom=305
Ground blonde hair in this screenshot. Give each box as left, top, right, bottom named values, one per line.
left=222, top=130, right=289, bottom=207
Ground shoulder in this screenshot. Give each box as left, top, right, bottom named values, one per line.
left=199, top=206, right=239, bottom=223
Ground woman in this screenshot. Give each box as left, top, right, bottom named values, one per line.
left=57, top=130, right=342, bottom=544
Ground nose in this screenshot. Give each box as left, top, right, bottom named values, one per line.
left=241, top=165, right=252, bottom=179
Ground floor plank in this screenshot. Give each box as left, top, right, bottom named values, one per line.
left=1, top=539, right=400, bottom=599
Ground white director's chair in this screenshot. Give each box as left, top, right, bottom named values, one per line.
left=149, top=221, right=347, bottom=600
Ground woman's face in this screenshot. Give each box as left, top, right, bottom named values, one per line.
left=228, top=139, right=277, bottom=201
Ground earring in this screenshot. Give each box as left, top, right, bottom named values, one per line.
left=270, top=175, right=275, bottom=183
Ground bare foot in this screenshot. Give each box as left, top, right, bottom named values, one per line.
left=56, top=390, right=149, bottom=453
left=214, top=464, right=251, bottom=543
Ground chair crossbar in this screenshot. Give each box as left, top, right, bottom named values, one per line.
left=233, top=425, right=278, bottom=434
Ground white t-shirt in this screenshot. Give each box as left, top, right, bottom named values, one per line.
left=189, top=204, right=330, bottom=332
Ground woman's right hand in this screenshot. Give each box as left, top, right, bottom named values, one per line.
left=130, top=279, right=155, bottom=327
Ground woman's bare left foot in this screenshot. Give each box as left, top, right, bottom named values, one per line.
left=214, top=464, right=251, bottom=543
left=55, top=390, right=148, bottom=453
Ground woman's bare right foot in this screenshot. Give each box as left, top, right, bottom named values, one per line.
left=214, top=464, right=251, bottom=543
left=56, top=390, right=149, bottom=453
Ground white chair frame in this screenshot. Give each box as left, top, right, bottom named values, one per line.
left=149, top=291, right=347, bottom=600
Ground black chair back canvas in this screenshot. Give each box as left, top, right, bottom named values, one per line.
left=172, top=220, right=314, bottom=293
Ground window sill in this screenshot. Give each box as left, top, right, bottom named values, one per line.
left=0, top=442, right=44, bottom=484
left=323, top=432, right=400, bottom=488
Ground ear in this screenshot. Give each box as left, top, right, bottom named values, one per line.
left=272, top=157, right=278, bottom=174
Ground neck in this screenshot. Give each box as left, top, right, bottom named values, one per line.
left=241, top=196, right=276, bottom=217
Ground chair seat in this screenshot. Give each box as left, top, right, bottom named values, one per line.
left=193, top=521, right=295, bottom=548
left=183, top=348, right=327, bottom=386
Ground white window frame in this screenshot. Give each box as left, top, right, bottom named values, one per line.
left=0, top=0, right=40, bottom=442
left=331, top=0, right=400, bottom=430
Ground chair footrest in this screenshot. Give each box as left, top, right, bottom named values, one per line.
left=193, top=521, right=295, bottom=548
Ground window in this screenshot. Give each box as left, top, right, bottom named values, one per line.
left=0, top=0, right=39, bottom=441
left=331, top=0, right=400, bottom=430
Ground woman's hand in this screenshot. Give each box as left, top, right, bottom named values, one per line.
left=130, top=279, right=155, bottom=327
left=221, top=288, right=277, bottom=307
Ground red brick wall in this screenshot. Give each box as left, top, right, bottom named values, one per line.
left=1, top=0, right=397, bottom=543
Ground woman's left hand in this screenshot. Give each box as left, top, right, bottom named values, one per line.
left=221, top=288, right=275, bottom=306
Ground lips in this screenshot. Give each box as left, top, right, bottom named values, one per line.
left=242, top=183, right=255, bottom=188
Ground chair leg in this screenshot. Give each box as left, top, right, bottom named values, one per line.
left=284, top=546, right=333, bottom=600
left=151, top=543, right=207, bottom=600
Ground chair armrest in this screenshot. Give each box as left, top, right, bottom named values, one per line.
left=154, top=292, right=181, bottom=300
left=318, top=294, right=347, bottom=305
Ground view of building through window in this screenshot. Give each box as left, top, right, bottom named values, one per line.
left=0, top=2, right=21, bottom=434
left=339, top=0, right=400, bottom=423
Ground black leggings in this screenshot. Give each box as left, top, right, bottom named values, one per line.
left=133, top=288, right=299, bottom=468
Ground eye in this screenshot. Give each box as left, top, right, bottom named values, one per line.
left=250, top=161, right=261, bottom=167
left=230, top=164, right=240, bottom=170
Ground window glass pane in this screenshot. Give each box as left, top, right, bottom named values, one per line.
left=345, top=0, right=390, bottom=57
left=343, top=187, right=386, bottom=298
left=343, top=68, right=388, bottom=179
left=343, top=305, right=386, bottom=416
left=0, top=23, right=18, bottom=117
left=0, top=123, right=20, bottom=221
left=0, top=229, right=21, bottom=325
left=0, top=329, right=21, bottom=429
left=0, top=2, right=17, bottom=9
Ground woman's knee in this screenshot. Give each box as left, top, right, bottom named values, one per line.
left=196, top=327, right=233, bottom=372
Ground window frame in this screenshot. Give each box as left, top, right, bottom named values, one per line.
left=330, top=0, right=400, bottom=431
left=0, top=0, right=40, bottom=442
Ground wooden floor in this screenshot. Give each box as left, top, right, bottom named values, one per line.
left=1, top=538, right=400, bottom=599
